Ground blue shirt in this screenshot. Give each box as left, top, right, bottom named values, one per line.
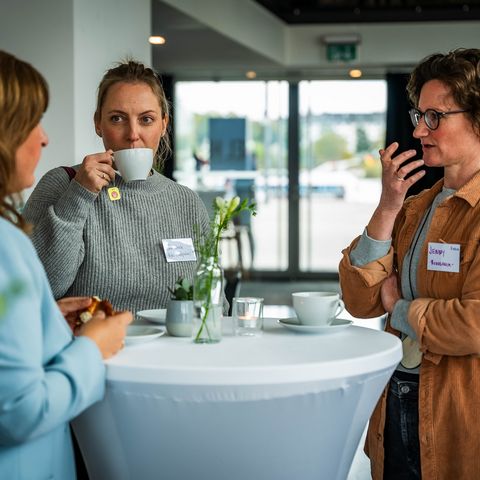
left=0, top=217, right=105, bottom=479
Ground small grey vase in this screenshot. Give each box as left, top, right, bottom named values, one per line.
left=166, top=300, right=194, bottom=337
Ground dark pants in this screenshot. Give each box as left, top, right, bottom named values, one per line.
left=383, top=371, right=421, bottom=480
left=71, top=425, right=89, bottom=480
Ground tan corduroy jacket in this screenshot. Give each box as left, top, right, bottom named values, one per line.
left=339, top=172, right=480, bottom=480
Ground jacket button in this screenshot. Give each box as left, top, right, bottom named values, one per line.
left=400, top=385, right=410, bottom=394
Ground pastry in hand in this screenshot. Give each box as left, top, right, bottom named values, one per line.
left=78, top=296, right=115, bottom=324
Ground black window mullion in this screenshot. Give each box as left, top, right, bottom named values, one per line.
left=288, top=82, right=300, bottom=278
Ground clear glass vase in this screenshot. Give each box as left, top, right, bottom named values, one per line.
left=193, top=256, right=223, bottom=344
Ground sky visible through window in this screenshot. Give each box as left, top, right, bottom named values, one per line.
left=300, top=80, right=386, bottom=114
left=176, top=80, right=386, bottom=120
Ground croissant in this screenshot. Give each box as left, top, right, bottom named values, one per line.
left=78, top=296, right=115, bottom=324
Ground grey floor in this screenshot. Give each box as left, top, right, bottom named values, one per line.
left=237, top=280, right=375, bottom=480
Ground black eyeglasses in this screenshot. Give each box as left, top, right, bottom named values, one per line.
left=409, top=108, right=469, bottom=131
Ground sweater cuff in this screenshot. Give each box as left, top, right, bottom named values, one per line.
left=350, top=228, right=392, bottom=267
left=53, top=179, right=98, bottom=223
left=390, top=299, right=417, bottom=340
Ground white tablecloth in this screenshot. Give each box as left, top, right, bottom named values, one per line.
left=73, top=318, right=401, bottom=480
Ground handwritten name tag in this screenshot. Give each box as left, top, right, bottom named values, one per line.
left=427, top=242, right=460, bottom=273
left=162, top=238, right=197, bottom=263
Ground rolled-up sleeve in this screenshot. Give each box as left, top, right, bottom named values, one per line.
left=350, top=229, right=392, bottom=267
left=339, top=235, right=394, bottom=319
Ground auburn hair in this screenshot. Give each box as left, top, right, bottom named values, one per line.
left=0, top=50, right=49, bottom=231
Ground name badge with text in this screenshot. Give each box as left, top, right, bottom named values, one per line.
left=427, top=242, right=460, bottom=273
left=162, top=238, right=197, bottom=263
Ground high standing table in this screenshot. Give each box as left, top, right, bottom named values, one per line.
left=73, top=318, right=401, bottom=480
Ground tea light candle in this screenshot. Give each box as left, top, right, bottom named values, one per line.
left=238, top=313, right=258, bottom=328
left=233, top=297, right=264, bottom=336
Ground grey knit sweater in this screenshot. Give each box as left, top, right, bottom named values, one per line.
left=23, top=167, right=211, bottom=314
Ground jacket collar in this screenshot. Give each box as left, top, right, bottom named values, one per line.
left=453, top=170, right=480, bottom=208
left=405, top=169, right=480, bottom=213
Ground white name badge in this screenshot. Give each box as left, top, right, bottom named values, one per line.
left=162, top=238, right=197, bottom=263
left=427, top=242, right=460, bottom=273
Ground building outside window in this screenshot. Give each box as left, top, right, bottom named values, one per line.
left=174, top=79, right=386, bottom=275
left=299, top=80, right=386, bottom=272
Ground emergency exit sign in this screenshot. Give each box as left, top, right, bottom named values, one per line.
left=326, top=43, right=357, bottom=62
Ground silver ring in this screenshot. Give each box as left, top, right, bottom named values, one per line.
left=395, top=174, right=404, bottom=181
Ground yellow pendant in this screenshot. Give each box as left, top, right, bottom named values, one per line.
left=107, top=187, right=121, bottom=201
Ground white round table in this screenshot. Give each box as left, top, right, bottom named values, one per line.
left=73, top=318, right=401, bottom=480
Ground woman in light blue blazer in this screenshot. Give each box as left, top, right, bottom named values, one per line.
left=0, top=50, right=133, bottom=479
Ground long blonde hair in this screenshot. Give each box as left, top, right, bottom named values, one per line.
left=0, top=50, right=49, bottom=231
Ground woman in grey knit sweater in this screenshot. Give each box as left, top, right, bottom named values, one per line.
left=23, top=60, right=210, bottom=314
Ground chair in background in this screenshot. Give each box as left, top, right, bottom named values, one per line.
left=220, top=224, right=254, bottom=314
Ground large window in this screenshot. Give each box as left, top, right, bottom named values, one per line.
left=175, top=81, right=289, bottom=272
left=174, top=79, right=386, bottom=275
left=299, top=80, right=386, bottom=272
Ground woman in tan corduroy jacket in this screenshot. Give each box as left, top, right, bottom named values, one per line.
left=339, top=48, right=480, bottom=480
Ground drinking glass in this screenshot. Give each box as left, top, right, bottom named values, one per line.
left=232, top=297, right=264, bottom=336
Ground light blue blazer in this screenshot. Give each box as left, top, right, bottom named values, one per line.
left=0, top=218, right=105, bottom=479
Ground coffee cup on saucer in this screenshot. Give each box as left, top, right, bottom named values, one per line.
left=292, top=291, right=344, bottom=327
left=114, top=148, right=153, bottom=181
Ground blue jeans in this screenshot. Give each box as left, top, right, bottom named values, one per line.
left=383, top=371, right=421, bottom=480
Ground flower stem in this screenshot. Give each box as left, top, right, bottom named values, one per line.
left=193, top=196, right=255, bottom=343
left=194, top=260, right=216, bottom=342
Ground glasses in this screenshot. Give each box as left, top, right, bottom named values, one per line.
left=409, top=108, right=469, bottom=131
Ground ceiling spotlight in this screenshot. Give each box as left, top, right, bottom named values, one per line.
left=149, top=36, right=166, bottom=45
left=349, top=69, right=362, bottom=78
left=246, top=70, right=257, bottom=79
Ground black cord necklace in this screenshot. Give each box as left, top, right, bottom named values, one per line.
left=407, top=205, right=433, bottom=300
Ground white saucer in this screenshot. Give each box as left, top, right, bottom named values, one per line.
left=136, top=309, right=167, bottom=325
left=277, top=317, right=353, bottom=334
left=125, top=325, right=166, bottom=345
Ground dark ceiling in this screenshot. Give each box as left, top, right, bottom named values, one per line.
left=254, top=0, right=480, bottom=23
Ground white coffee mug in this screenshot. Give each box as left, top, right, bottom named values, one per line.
left=114, top=148, right=153, bottom=181
left=292, top=291, right=344, bottom=326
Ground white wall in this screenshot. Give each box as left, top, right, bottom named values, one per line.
left=160, top=0, right=286, bottom=63
left=286, top=21, right=480, bottom=74
left=0, top=0, right=75, bottom=188
left=0, top=0, right=151, bottom=195
left=74, top=0, right=151, bottom=162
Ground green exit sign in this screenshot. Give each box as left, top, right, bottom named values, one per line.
left=326, top=43, right=357, bottom=62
